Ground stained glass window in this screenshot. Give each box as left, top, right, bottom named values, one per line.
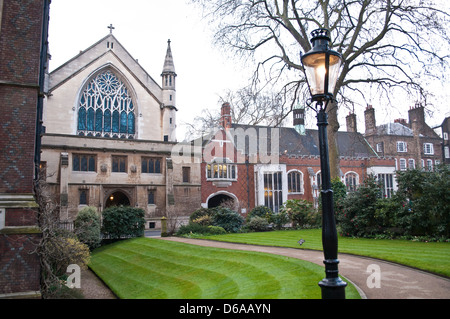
left=77, top=70, right=135, bottom=139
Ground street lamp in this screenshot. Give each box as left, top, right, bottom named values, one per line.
left=301, top=28, right=347, bottom=299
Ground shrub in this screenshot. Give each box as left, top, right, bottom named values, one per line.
left=271, top=210, right=290, bottom=230
left=246, top=216, right=269, bottom=232
left=46, top=236, right=90, bottom=277
left=189, top=207, right=212, bottom=223
left=177, top=223, right=210, bottom=236
left=281, top=199, right=319, bottom=228
left=331, top=177, right=347, bottom=217
left=337, top=168, right=450, bottom=240
left=176, top=223, right=226, bottom=236
left=246, top=206, right=273, bottom=222
left=101, top=206, right=145, bottom=240
left=207, top=225, right=227, bottom=235
left=211, top=207, right=244, bottom=233
left=337, top=175, right=385, bottom=237
left=192, top=214, right=213, bottom=226
left=74, top=206, right=101, bottom=250
left=394, top=166, right=450, bottom=238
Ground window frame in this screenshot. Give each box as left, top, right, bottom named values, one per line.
left=206, top=161, right=237, bottom=181
left=287, top=170, right=304, bottom=194
left=112, top=155, right=127, bottom=173
left=399, top=158, right=407, bottom=171
left=396, top=141, right=407, bottom=153
left=141, top=157, right=162, bottom=174
left=79, top=189, right=88, bottom=205
left=182, top=166, right=191, bottom=183
left=423, top=143, right=434, bottom=155
left=426, top=159, right=433, bottom=171
left=408, top=159, right=415, bottom=169
left=77, top=70, right=136, bottom=139
left=263, top=172, right=283, bottom=213
left=344, top=172, right=359, bottom=192
left=377, top=173, right=394, bottom=198
left=72, top=153, right=97, bottom=172
left=148, top=190, right=155, bottom=205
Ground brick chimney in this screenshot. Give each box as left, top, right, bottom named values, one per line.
left=346, top=112, right=357, bottom=133
left=364, top=105, right=376, bottom=135
left=408, top=103, right=425, bottom=133
left=221, top=102, right=232, bottom=129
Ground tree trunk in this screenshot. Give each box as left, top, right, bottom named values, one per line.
left=327, top=101, right=340, bottom=180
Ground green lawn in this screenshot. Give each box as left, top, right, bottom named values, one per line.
left=89, top=237, right=361, bottom=299
left=193, top=229, right=450, bottom=278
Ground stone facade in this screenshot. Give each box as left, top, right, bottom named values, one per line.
left=41, top=33, right=201, bottom=229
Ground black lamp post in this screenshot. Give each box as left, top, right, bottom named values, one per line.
left=301, top=28, right=347, bottom=299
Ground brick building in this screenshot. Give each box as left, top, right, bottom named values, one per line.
left=362, top=104, right=443, bottom=171
left=200, top=103, right=396, bottom=215
left=436, top=116, right=450, bottom=165
left=0, top=0, right=50, bottom=298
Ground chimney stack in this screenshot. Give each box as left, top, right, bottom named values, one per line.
left=408, top=103, right=425, bottom=133
left=346, top=112, right=357, bottom=133
left=364, top=104, right=376, bottom=135
left=221, top=102, right=232, bottom=129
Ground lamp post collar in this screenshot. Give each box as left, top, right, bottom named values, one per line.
left=310, top=28, right=331, bottom=50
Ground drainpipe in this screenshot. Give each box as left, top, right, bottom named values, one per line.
left=35, top=0, right=51, bottom=182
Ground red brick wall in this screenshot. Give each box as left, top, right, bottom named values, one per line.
left=0, top=86, right=37, bottom=193
left=0, top=234, right=41, bottom=294
left=0, top=0, right=43, bottom=83
left=0, top=0, right=47, bottom=297
left=5, top=208, right=38, bottom=227
left=201, top=162, right=255, bottom=211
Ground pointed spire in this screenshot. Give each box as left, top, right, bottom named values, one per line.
left=162, top=39, right=176, bottom=74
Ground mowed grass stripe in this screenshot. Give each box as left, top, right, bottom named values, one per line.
left=91, top=249, right=202, bottom=298
left=92, top=239, right=284, bottom=299
left=108, top=245, right=240, bottom=298
left=89, top=238, right=357, bottom=299
left=197, top=229, right=450, bottom=277
left=121, top=239, right=285, bottom=298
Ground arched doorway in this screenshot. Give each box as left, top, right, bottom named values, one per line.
left=105, top=191, right=131, bottom=208
left=207, top=192, right=238, bottom=209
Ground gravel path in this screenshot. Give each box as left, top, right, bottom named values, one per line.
left=80, top=267, right=116, bottom=299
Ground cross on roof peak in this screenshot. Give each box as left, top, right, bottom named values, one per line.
left=108, top=24, right=115, bottom=34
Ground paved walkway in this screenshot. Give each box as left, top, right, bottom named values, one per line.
left=161, top=237, right=450, bottom=299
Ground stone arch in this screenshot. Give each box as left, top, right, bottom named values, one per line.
left=105, top=190, right=131, bottom=208
left=206, top=191, right=238, bottom=210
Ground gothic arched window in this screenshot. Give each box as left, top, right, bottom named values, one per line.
left=77, top=70, right=136, bottom=139
left=287, top=170, right=304, bottom=194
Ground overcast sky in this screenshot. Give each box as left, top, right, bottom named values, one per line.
left=48, top=0, right=449, bottom=140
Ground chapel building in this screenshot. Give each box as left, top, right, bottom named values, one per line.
left=41, top=31, right=201, bottom=229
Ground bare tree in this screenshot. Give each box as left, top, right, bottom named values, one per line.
left=191, top=0, right=450, bottom=177
left=33, top=171, right=90, bottom=298
left=184, top=86, right=292, bottom=139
